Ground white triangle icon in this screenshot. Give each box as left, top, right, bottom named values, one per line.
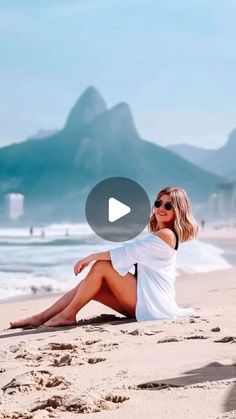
left=108, top=197, right=131, bottom=223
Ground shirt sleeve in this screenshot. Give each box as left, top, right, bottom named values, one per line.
left=109, top=234, right=174, bottom=276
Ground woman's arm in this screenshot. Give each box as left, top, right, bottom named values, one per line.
left=74, top=251, right=111, bottom=275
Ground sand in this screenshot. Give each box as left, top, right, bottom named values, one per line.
left=0, top=234, right=236, bottom=418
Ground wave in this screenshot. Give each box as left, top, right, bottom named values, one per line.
left=0, top=237, right=103, bottom=247
left=176, top=240, right=231, bottom=274
left=0, top=222, right=92, bottom=238
left=0, top=228, right=233, bottom=300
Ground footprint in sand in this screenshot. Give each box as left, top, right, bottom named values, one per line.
left=87, top=357, right=106, bottom=364
left=45, top=342, right=77, bottom=350
left=136, top=381, right=181, bottom=390
left=85, top=326, right=109, bottom=333
left=30, top=395, right=64, bottom=413
left=144, top=330, right=162, bottom=336
left=28, top=392, right=129, bottom=415
left=78, top=313, right=123, bottom=326
left=8, top=343, right=78, bottom=368
left=214, top=336, right=236, bottom=343
left=41, top=341, right=108, bottom=366
left=116, top=370, right=128, bottom=378
left=156, top=335, right=208, bottom=343
left=67, top=393, right=130, bottom=414
left=40, top=342, right=85, bottom=367
left=211, top=327, right=221, bottom=332
left=14, top=350, right=43, bottom=362
left=8, top=342, right=26, bottom=354
left=52, top=353, right=84, bottom=367
left=184, top=335, right=208, bottom=340
left=120, top=328, right=162, bottom=336
left=53, top=354, right=73, bottom=367
left=215, top=410, right=236, bottom=418
left=1, top=370, right=70, bottom=395
left=0, top=412, right=33, bottom=419
left=191, top=316, right=210, bottom=324
left=95, top=343, right=119, bottom=353
left=157, top=337, right=180, bottom=343
left=120, top=328, right=142, bottom=335
left=85, top=339, right=102, bottom=346
left=126, top=329, right=141, bottom=336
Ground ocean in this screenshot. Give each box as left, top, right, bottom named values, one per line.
left=0, top=223, right=233, bottom=301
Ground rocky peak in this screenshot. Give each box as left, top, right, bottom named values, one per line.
left=89, top=102, right=140, bottom=142
left=64, top=86, right=107, bottom=132
left=225, top=128, right=236, bottom=149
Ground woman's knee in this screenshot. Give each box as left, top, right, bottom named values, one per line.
left=90, top=260, right=110, bottom=274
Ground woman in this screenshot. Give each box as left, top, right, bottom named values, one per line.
left=10, top=186, right=198, bottom=328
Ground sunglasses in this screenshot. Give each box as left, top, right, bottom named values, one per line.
left=154, top=199, right=173, bottom=211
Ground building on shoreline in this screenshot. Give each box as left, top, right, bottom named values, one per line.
left=6, top=193, right=25, bottom=221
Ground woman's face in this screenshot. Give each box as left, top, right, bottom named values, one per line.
left=154, top=193, right=175, bottom=226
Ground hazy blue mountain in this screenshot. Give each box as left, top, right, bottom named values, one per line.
left=27, top=129, right=59, bottom=141
left=0, top=87, right=222, bottom=223
left=168, top=129, right=236, bottom=179
left=168, top=144, right=213, bottom=167
left=64, top=86, right=107, bottom=132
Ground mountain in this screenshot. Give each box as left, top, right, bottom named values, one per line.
left=64, top=86, right=107, bottom=132
left=0, top=87, right=223, bottom=223
left=168, top=144, right=212, bottom=167
left=27, top=129, right=59, bottom=141
left=168, top=129, right=236, bottom=180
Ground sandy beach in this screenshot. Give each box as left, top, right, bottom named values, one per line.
left=0, top=232, right=235, bottom=418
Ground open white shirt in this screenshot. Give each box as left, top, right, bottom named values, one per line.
left=110, top=233, right=195, bottom=322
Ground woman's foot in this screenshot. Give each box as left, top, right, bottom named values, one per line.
left=42, top=312, right=76, bottom=328
left=9, top=314, right=43, bottom=329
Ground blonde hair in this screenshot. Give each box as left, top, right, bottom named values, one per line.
left=148, top=186, right=199, bottom=242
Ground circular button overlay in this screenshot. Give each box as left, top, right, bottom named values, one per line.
left=85, top=177, right=151, bottom=242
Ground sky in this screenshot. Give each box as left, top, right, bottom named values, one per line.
left=0, top=0, right=236, bottom=149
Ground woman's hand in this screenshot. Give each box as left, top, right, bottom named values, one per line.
left=73, top=251, right=110, bottom=276
left=73, top=255, right=93, bottom=276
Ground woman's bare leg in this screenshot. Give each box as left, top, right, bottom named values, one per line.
left=9, top=282, right=82, bottom=328
left=10, top=261, right=137, bottom=329
left=93, top=283, right=133, bottom=318
left=43, top=261, right=137, bottom=327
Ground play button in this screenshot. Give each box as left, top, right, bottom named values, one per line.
left=85, top=177, right=151, bottom=242
left=108, top=198, right=131, bottom=222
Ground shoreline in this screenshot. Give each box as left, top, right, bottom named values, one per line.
left=1, top=230, right=235, bottom=305
left=0, top=264, right=232, bottom=305
left=0, top=290, right=64, bottom=305
left=198, top=227, right=236, bottom=241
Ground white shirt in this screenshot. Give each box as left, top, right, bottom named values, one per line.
left=110, top=233, right=195, bottom=322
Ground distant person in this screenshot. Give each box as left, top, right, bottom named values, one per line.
left=201, top=220, right=205, bottom=230
left=41, top=229, right=45, bottom=239
left=29, top=226, right=34, bottom=236
left=10, top=186, right=199, bottom=329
